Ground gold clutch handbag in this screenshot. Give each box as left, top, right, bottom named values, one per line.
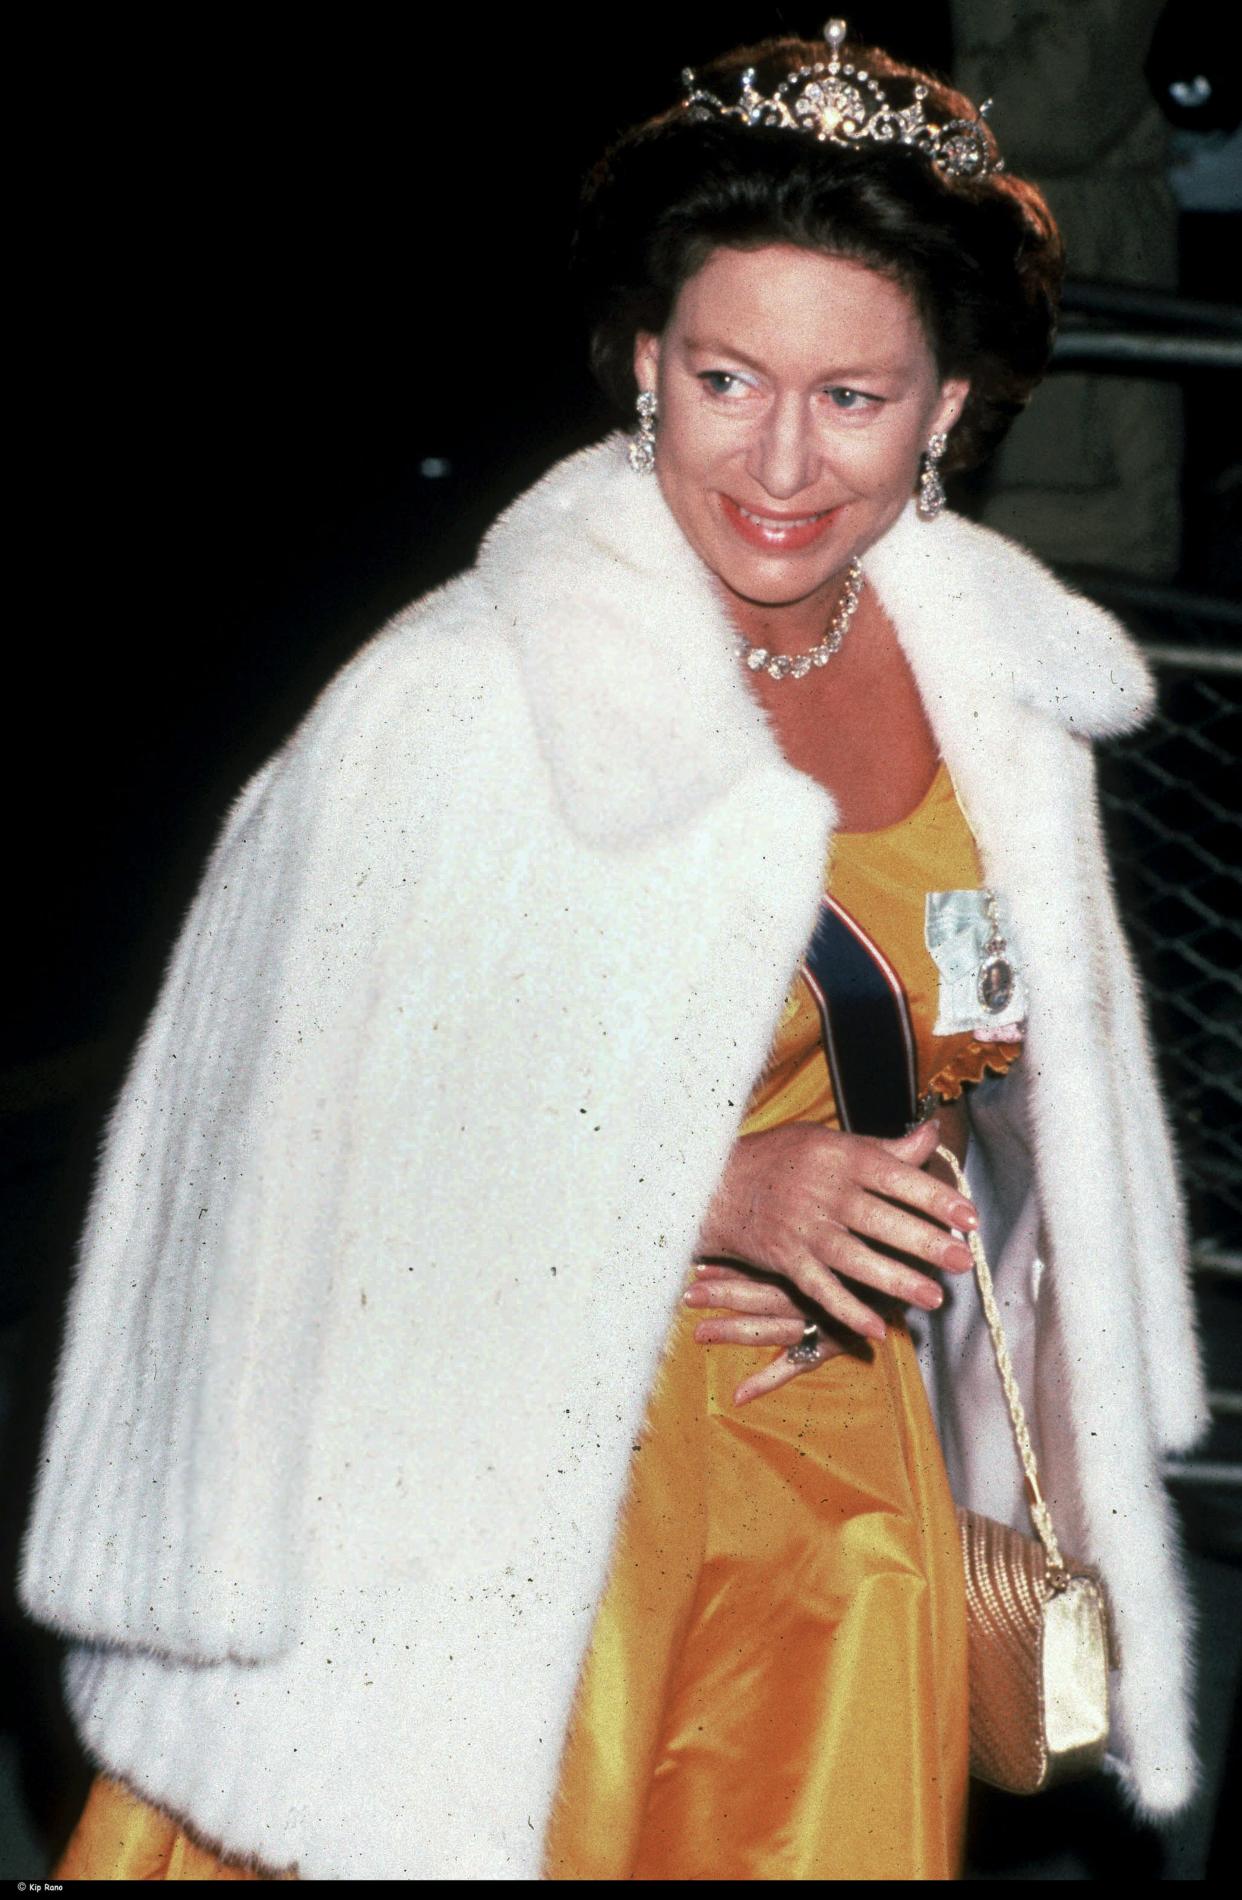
left=936, top=1147, right=1119, bottom=1795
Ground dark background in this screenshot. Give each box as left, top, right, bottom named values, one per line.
left=4, top=1, right=1238, bottom=1878
left=10, top=4, right=960, bottom=1080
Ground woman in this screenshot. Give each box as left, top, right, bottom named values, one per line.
left=22, top=23, right=1207, bottom=1883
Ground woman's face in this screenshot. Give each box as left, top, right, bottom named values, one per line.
left=634, top=243, right=969, bottom=617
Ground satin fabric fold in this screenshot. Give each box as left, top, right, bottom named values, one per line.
left=55, top=1776, right=295, bottom=1881
left=545, top=1309, right=969, bottom=1880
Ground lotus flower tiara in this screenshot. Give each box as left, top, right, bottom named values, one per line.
left=681, top=17, right=1003, bottom=182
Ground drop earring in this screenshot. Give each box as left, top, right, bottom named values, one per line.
left=917, top=431, right=948, bottom=521
left=629, top=390, right=658, bottom=474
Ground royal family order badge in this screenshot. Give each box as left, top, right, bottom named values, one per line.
left=925, top=888, right=1027, bottom=1039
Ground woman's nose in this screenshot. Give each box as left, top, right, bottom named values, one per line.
left=749, top=395, right=821, bottom=501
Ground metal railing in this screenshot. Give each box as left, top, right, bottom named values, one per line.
left=1055, top=277, right=1242, bottom=371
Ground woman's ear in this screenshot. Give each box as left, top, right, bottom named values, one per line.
left=633, top=331, right=660, bottom=397
left=934, top=376, right=971, bottom=438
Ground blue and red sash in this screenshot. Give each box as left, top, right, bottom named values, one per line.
left=800, top=896, right=918, bottom=1137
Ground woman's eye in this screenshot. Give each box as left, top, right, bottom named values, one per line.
left=699, top=370, right=749, bottom=397
left=826, top=387, right=878, bottom=411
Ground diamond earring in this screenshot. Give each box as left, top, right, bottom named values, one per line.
left=917, top=431, right=948, bottom=521
left=629, top=390, right=658, bottom=474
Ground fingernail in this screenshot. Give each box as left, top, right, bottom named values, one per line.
left=947, top=1243, right=973, bottom=1273
left=956, top=1202, right=979, bottom=1230
left=918, top=1287, right=944, bottom=1310
left=694, top=1262, right=714, bottom=1274
left=683, top=1287, right=700, bottom=1304
left=869, top=1320, right=887, bottom=1342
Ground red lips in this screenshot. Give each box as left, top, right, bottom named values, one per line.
left=720, top=494, right=840, bottom=553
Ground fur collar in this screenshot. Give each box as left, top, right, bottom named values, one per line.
left=475, top=433, right=1154, bottom=846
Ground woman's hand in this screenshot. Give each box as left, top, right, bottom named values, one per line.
left=688, top=1117, right=977, bottom=1406
left=684, top=1260, right=833, bottom=1404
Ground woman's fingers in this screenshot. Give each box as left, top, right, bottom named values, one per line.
left=686, top=1265, right=858, bottom=1408
left=692, top=1314, right=808, bottom=1348
left=684, top=1274, right=804, bottom=1318
left=817, top=1225, right=947, bottom=1311
left=732, top=1341, right=844, bottom=1408
left=842, top=1189, right=973, bottom=1276
left=690, top=1121, right=982, bottom=1353
left=691, top=1221, right=957, bottom=1337
left=862, top=1128, right=978, bottom=1233
left=783, top=1251, right=891, bottom=1341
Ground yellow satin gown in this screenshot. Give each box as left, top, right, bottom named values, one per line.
left=56, top=760, right=1018, bottom=1882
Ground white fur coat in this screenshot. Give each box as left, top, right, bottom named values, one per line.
left=20, top=434, right=1210, bottom=1878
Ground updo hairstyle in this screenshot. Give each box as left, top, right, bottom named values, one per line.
left=574, top=33, right=1064, bottom=474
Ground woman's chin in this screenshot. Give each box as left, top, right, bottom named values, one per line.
left=711, top=559, right=848, bottom=612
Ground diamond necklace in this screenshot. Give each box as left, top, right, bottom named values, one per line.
left=731, top=557, right=864, bottom=682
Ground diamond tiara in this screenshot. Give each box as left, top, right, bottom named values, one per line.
left=681, top=17, right=1003, bottom=182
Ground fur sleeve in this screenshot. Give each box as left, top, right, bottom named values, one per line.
left=19, top=598, right=487, bottom=1664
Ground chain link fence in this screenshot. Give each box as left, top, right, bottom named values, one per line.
left=1087, top=596, right=1241, bottom=1528
left=1098, top=644, right=1242, bottom=1260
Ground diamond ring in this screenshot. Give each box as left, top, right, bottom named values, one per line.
left=787, top=1323, right=823, bottom=1366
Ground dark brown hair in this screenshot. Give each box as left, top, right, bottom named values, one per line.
left=573, top=34, right=1064, bottom=474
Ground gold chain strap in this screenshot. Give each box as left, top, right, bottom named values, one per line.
left=935, top=1145, right=1067, bottom=1584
